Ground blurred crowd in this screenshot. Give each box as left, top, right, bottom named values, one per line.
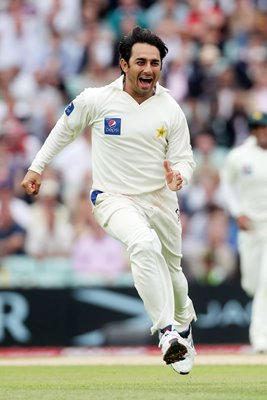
left=1, top=0, right=267, bottom=286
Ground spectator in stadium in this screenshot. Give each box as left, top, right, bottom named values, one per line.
left=0, top=134, right=30, bottom=228
left=71, top=191, right=129, bottom=283
left=106, top=0, right=148, bottom=41
left=182, top=204, right=237, bottom=285
left=221, top=111, right=267, bottom=353
left=192, top=128, right=229, bottom=176
left=52, top=127, right=93, bottom=210
left=20, top=26, right=196, bottom=375
left=0, top=181, right=26, bottom=256
left=25, top=177, right=73, bottom=258
left=146, top=0, right=189, bottom=31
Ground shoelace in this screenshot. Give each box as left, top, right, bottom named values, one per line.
left=158, top=330, right=179, bottom=348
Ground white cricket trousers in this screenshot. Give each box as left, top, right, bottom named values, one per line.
left=238, top=222, right=267, bottom=351
left=91, top=186, right=196, bottom=334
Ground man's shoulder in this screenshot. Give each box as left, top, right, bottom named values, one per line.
left=226, top=140, right=255, bottom=165
left=229, top=137, right=256, bottom=156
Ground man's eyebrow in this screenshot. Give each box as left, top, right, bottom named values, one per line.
left=135, top=57, right=160, bottom=62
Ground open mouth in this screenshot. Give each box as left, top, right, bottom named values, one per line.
left=139, top=77, right=153, bottom=89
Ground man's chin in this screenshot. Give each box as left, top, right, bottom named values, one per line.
left=138, top=85, right=154, bottom=95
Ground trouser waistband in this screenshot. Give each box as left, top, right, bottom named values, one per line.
left=90, top=190, right=103, bottom=205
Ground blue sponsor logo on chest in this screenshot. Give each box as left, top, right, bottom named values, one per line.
left=104, top=118, right=121, bottom=135
left=65, top=102, right=74, bottom=116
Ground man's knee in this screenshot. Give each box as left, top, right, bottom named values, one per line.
left=128, top=231, right=161, bottom=258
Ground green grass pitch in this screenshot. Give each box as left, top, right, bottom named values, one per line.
left=0, top=365, right=267, bottom=400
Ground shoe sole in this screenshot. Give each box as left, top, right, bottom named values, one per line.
left=163, top=338, right=187, bottom=365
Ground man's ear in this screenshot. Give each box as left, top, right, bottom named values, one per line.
left=120, top=58, right=129, bottom=73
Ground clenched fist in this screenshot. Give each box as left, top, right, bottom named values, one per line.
left=21, top=170, right=42, bottom=195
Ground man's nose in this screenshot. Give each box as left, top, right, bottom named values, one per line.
left=143, top=62, right=153, bottom=73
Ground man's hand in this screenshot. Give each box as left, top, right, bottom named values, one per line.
left=21, top=170, right=42, bottom=195
left=163, top=160, right=183, bottom=191
left=236, top=215, right=252, bottom=231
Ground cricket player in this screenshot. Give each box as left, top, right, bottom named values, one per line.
left=221, top=111, right=267, bottom=353
left=21, top=27, right=197, bottom=373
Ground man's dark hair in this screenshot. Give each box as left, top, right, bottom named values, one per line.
left=118, top=26, right=168, bottom=69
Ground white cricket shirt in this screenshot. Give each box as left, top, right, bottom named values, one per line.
left=221, top=137, right=267, bottom=221
left=29, top=76, right=195, bottom=195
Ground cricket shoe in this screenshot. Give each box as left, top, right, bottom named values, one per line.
left=171, top=325, right=196, bottom=375
left=159, top=327, right=188, bottom=365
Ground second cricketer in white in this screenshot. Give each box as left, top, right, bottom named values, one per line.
left=221, top=111, right=267, bottom=353
left=21, top=27, right=197, bottom=374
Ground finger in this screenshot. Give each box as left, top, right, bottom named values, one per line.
left=174, top=171, right=183, bottom=182
left=163, top=160, right=174, bottom=185
left=22, top=181, right=37, bottom=195
left=163, top=160, right=172, bottom=174
left=27, top=185, right=35, bottom=195
left=31, top=182, right=40, bottom=195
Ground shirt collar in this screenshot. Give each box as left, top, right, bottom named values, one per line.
left=110, top=75, right=169, bottom=95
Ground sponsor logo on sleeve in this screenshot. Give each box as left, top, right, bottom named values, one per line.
left=65, top=102, right=74, bottom=116
left=104, top=118, right=121, bottom=135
